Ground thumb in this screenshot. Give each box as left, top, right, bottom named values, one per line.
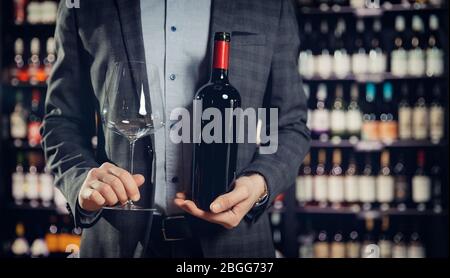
left=133, top=174, right=145, bottom=187
left=210, top=185, right=249, bottom=213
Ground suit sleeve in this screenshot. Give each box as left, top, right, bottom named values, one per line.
left=241, top=0, right=311, bottom=211
left=41, top=2, right=100, bottom=227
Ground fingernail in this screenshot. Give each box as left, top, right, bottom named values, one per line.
left=131, top=194, right=140, bottom=202
left=210, top=203, right=221, bottom=212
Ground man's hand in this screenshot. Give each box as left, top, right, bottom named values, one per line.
left=78, top=162, right=145, bottom=211
left=174, top=174, right=267, bottom=229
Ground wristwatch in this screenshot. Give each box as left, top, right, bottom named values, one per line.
left=254, top=181, right=268, bottom=207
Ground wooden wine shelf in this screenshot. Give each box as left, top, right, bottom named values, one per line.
left=299, top=4, right=447, bottom=17
left=302, top=73, right=446, bottom=83
left=297, top=206, right=447, bottom=218
left=310, top=139, right=445, bottom=151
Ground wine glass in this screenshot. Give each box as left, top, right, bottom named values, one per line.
left=101, top=61, right=165, bottom=211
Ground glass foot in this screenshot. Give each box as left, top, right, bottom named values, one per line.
left=103, top=201, right=158, bottom=212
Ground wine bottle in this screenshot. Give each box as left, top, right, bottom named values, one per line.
left=407, top=232, right=426, bottom=258
left=378, top=216, right=392, bottom=258
left=330, top=230, right=345, bottom=258
left=192, top=32, right=241, bottom=211
left=368, top=19, right=387, bottom=74
left=328, top=149, right=344, bottom=207
left=361, top=218, right=377, bottom=258
left=408, top=16, right=426, bottom=77
left=346, top=84, right=362, bottom=143
left=296, top=153, right=313, bottom=206
left=298, top=21, right=315, bottom=78
left=429, top=84, right=444, bottom=143
left=412, top=84, right=428, bottom=140
left=352, top=19, right=369, bottom=76
left=298, top=218, right=314, bottom=258
left=10, top=38, right=28, bottom=85
left=333, top=18, right=351, bottom=78
left=316, top=20, right=333, bottom=78
left=344, top=153, right=359, bottom=206
left=11, top=223, right=30, bottom=257
left=359, top=154, right=376, bottom=210
left=426, top=15, right=444, bottom=77
left=362, top=83, right=379, bottom=141
left=10, top=91, right=28, bottom=140
left=312, top=84, right=330, bottom=141
left=376, top=150, right=394, bottom=210
left=39, top=167, right=54, bottom=207
left=346, top=230, right=361, bottom=258
left=392, top=231, right=407, bottom=258
left=330, top=84, right=346, bottom=141
left=379, top=82, right=398, bottom=143
left=44, top=37, right=56, bottom=80
left=28, top=89, right=42, bottom=147
left=12, top=152, right=26, bottom=205
left=394, top=154, right=410, bottom=210
left=412, top=150, right=431, bottom=211
left=391, top=16, right=408, bottom=77
left=314, top=149, right=328, bottom=207
left=313, top=230, right=329, bottom=258
left=398, top=84, right=412, bottom=140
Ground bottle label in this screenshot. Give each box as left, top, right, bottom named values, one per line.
left=213, top=41, right=229, bottom=70
left=391, top=49, right=408, bottom=77
left=352, top=53, right=368, bottom=75
left=407, top=246, right=426, bottom=258
left=28, top=121, right=42, bottom=146
left=316, top=54, right=332, bottom=78
left=412, top=107, right=428, bottom=140
left=368, top=49, right=387, bottom=74
left=299, top=51, right=315, bottom=78
left=314, top=176, right=328, bottom=202
left=361, top=121, right=380, bottom=141
left=12, top=173, right=25, bottom=200
left=312, top=109, right=330, bottom=133
left=379, top=121, right=398, bottom=142
left=426, top=48, right=444, bottom=76
left=408, top=49, right=425, bottom=76
left=399, top=107, right=412, bottom=139
left=430, top=106, right=444, bottom=142
left=359, top=176, right=376, bottom=202
left=412, top=175, right=431, bottom=203
left=296, top=176, right=313, bottom=202
left=333, top=51, right=351, bottom=77
left=344, top=175, right=359, bottom=202
left=331, top=110, right=346, bottom=134
left=376, top=175, right=395, bottom=203
left=346, top=110, right=362, bottom=133
left=328, top=176, right=344, bottom=202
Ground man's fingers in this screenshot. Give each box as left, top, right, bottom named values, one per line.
left=102, top=163, right=140, bottom=201
left=133, top=174, right=145, bottom=187
left=210, top=185, right=250, bottom=213
left=97, top=172, right=128, bottom=204
left=90, top=181, right=119, bottom=206
left=80, top=188, right=106, bottom=211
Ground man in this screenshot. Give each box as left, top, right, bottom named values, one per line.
left=42, top=0, right=310, bottom=258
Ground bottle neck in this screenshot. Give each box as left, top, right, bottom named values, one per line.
left=210, top=40, right=230, bottom=83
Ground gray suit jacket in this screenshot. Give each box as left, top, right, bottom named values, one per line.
left=41, top=0, right=310, bottom=258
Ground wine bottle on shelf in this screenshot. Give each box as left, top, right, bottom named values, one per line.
left=12, top=152, right=26, bottom=205
left=330, top=230, right=346, bottom=258
left=45, top=216, right=59, bottom=254
left=192, top=32, right=241, bottom=211
left=14, top=0, right=27, bottom=25
left=298, top=21, right=315, bottom=78
left=313, top=230, right=329, bottom=258
left=296, top=153, right=313, bottom=206
left=429, top=84, right=444, bottom=144
left=346, top=84, right=362, bottom=143
left=412, top=150, right=431, bottom=211
left=11, top=223, right=30, bottom=257
left=394, top=153, right=410, bottom=211
left=392, top=230, right=407, bottom=258
left=328, top=149, right=344, bottom=208
left=44, top=37, right=56, bottom=79
left=376, top=150, right=394, bottom=210
left=408, top=15, right=426, bottom=77
left=311, top=84, right=330, bottom=142
left=430, top=159, right=442, bottom=213
left=330, top=84, right=346, bottom=141
left=25, top=162, right=40, bottom=208
left=359, top=154, right=376, bottom=210
left=407, top=232, right=426, bottom=258
left=298, top=217, right=314, bottom=258
left=346, top=230, right=361, bottom=258
left=378, top=216, right=392, bottom=258
left=28, top=38, right=43, bottom=85
left=379, top=82, right=398, bottom=143
left=361, top=218, right=377, bottom=258
left=39, top=167, right=54, bottom=207
left=426, top=14, right=444, bottom=77
left=314, top=149, right=328, bottom=207
left=352, top=19, right=369, bottom=76
left=28, top=89, right=42, bottom=147
left=412, top=84, right=428, bottom=140
left=368, top=19, right=387, bottom=75
left=333, top=18, right=351, bottom=78
left=10, top=38, right=28, bottom=85
left=30, top=228, right=49, bottom=258
left=391, top=16, right=408, bottom=77
left=344, top=153, right=360, bottom=207
left=316, top=20, right=333, bottom=78
left=362, top=83, right=379, bottom=141
left=10, top=91, right=28, bottom=141
left=398, top=84, right=412, bottom=140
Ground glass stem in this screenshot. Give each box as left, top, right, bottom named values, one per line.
left=129, top=140, right=136, bottom=174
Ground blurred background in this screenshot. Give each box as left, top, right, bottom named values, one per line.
left=0, top=0, right=448, bottom=258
